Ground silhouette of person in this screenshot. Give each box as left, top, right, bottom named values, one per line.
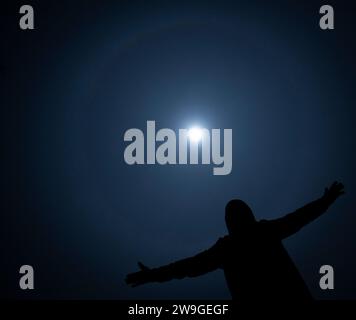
left=125, top=182, right=344, bottom=300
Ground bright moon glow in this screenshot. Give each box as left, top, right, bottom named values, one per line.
left=188, top=127, right=203, bottom=142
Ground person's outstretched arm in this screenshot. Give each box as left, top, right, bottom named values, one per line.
left=264, top=181, right=345, bottom=239
left=125, top=240, right=223, bottom=287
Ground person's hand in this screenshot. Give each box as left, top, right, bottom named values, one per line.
left=323, top=181, right=345, bottom=204
left=125, top=261, right=152, bottom=287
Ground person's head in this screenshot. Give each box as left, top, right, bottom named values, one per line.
left=225, top=199, right=256, bottom=235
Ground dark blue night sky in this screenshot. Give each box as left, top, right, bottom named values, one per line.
left=2, top=0, right=356, bottom=299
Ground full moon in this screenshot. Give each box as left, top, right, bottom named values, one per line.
left=188, top=127, right=203, bottom=142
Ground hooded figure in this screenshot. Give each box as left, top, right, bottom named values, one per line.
left=126, top=182, right=344, bottom=300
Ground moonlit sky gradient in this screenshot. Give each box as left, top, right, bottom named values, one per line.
left=2, top=0, right=356, bottom=299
